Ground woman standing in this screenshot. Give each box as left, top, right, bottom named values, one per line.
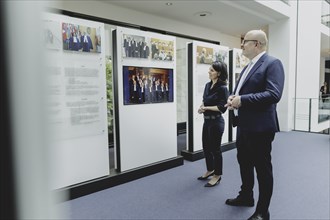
left=197, top=61, right=229, bottom=187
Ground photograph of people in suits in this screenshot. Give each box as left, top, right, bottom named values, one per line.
left=62, top=23, right=100, bottom=53
left=196, top=46, right=213, bottom=64
left=122, top=34, right=150, bottom=59
left=225, top=30, right=285, bottom=220
left=150, top=38, right=174, bottom=61
left=123, top=66, right=174, bottom=105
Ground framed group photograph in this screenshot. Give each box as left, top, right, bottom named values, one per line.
left=196, top=46, right=213, bottom=64
left=123, top=66, right=174, bottom=105
left=151, top=38, right=174, bottom=61
left=213, top=48, right=228, bottom=63
left=122, top=34, right=149, bottom=59
left=62, top=22, right=101, bottom=53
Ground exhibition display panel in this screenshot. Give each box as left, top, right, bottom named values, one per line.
left=185, top=41, right=230, bottom=159
left=113, top=27, right=177, bottom=172
left=43, top=12, right=110, bottom=189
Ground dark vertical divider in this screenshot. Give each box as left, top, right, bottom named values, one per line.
left=228, top=50, right=233, bottom=142
left=187, top=43, right=194, bottom=152
left=0, top=3, right=18, bottom=220
left=112, top=30, right=121, bottom=171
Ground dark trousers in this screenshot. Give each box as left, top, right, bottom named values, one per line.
left=202, top=117, right=224, bottom=175
left=236, top=127, right=275, bottom=213
left=321, top=94, right=326, bottom=103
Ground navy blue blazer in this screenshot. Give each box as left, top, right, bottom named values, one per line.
left=233, top=53, right=285, bottom=132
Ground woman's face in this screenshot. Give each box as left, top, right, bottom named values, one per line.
left=208, top=66, right=218, bottom=80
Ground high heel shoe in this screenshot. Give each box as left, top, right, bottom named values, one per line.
left=197, top=171, right=214, bottom=180
left=204, top=177, right=221, bottom=187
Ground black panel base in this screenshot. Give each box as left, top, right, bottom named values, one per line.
left=181, top=142, right=236, bottom=161
left=181, top=149, right=204, bottom=161
left=56, top=156, right=184, bottom=202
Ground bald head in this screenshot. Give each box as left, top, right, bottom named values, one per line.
left=245, top=30, right=268, bottom=51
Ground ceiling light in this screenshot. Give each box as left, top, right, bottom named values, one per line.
left=194, top=11, right=212, bottom=17
left=165, top=2, right=173, bottom=6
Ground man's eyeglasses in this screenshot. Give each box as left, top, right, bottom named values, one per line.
left=242, top=40, right=258, bottom=45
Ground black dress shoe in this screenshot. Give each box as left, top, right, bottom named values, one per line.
left=247, top=211, right=270, bottom=220
left=204, top=177, right=221, bottom=187
left=225, top=196, right=254, bottom=207
left=197, top=171, right=214, bottom=180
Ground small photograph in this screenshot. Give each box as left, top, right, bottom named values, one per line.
left=150, top=38, right=174, bottom=61
left=236, top=52, right=249, bottom=68
left=42, top=20, right=61, bottom=50
left=213, top=48, right=228, bottom=63
left=123, top=66, right=174, bottom=105
left=196, top=46, right=213, bottom=64
left=122, top=34, right=149, bottom=58
left=62, top=22, right=101, bottom=53
left=95, top=28, right=102, bottom=53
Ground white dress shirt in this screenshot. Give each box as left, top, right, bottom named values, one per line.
left=234, top=51, right=266, bottom=116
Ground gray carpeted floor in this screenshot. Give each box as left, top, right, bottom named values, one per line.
left=57, top=131, right=330, bottom=220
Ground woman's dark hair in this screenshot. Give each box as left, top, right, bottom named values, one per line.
left=212, top=61, right=228, bottom=84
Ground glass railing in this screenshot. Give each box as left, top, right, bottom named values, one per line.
left=319, top=95, right=330, bottom=122
left=293, top=97, right=330, bottom=133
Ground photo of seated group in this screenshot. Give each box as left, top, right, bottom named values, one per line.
left=151, top=38, right=174, bottom=61
left=196, top=46, right=213, bottom=64
left=123, top=66, right=174, bottom=105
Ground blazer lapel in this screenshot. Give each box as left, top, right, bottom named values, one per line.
left=241, top=53, right=267, bottom=88
left=233, top=65, right=249, bottom=94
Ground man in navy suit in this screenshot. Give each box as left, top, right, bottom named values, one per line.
left=225, top=30, right=285, bottom=220
left=81, top=30, right=93, bottom=52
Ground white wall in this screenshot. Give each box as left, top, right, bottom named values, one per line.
left=268, top=1, right=297, bottom=132
left=269, top=19, right=292, bottom=132
left=320, top=56, right=326, bottom=87
left=176, top=38, right=189, bottom=124
left=295, top=0, right=329, bottom=132
left=296, top=1, right=322, bottom=99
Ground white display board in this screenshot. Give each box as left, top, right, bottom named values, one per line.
left=230, top=48, right=249, bottom=141
left=114, top=27, right=177, bottom=172
left=190, top=41, right=229, bottom=152
left=43, top=13, right=110, bottom=189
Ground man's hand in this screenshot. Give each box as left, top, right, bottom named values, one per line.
left=225, top=95, right=235, bottom=110
left=231, top=96, right=241, bottom=109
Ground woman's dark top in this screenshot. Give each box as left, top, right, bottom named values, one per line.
left=203, top=80, right=229, bottom=116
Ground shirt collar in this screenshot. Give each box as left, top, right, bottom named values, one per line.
left=250, top=51, right=266, bottom=64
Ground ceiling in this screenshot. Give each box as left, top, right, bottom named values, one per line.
left=102, top=0, right=289, bottom=37
left=101, top=0, right=329, bottom=57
